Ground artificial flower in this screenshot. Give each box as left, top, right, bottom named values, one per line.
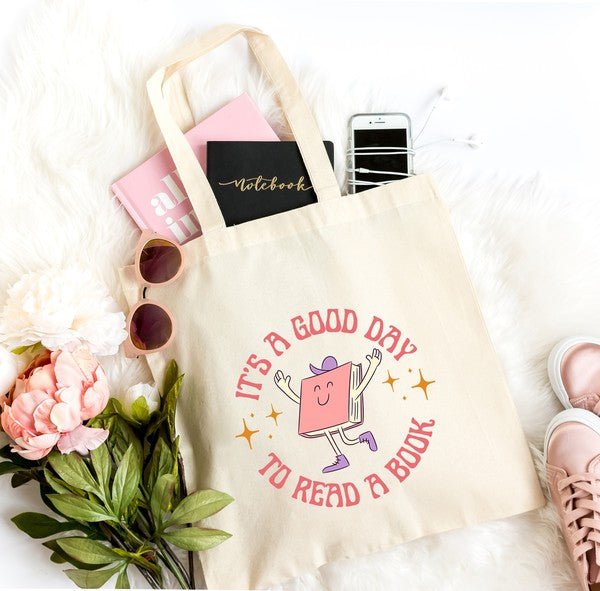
left=117, top=382, right=160, bottom=420
left=1, top=346, right=109, bottom=459
left=0, top=346, right=19, bottom=396
left=0, top=268, right=127, bottom=356
left=0, top=360, right=232, bottom=589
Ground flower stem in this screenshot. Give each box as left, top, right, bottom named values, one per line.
left=158, top=538, right=191, bottom=587
left=177, top=450, right=196, bottom=588
left=156, top=539, right=190, bottom=589
left=120, top=522, right=149, bottom=548
left=137, top=509, right=192, bottom=588
left=100, top=523, right=162, bottom=589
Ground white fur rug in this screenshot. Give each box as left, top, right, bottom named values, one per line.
left=2, top=1, right=599, bottom=589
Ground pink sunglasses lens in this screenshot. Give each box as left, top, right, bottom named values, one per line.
left=130, top=303, right=172, bottom=351
left=139, top=239, right=182, bottom=284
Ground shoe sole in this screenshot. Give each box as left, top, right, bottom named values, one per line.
left=547, top=336, right=600, bottom=410
left=543, top=407, right=600, bottom=464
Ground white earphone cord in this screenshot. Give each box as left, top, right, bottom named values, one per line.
left=348, top=90, right=484, bottom=189
left=347, top=145, right=415, bottom=184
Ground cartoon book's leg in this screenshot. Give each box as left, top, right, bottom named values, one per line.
left=339, top=426, right=378, bottom=452
left=322, top=430, right=350, bottom=474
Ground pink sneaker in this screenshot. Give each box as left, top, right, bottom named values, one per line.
left=545, top=409, right=600, bottom=590
left=548, top=337, right=600, bottom=412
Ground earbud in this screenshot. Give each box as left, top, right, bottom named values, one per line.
left=414, top=85, right=459, bottom=142
left=439, top=85, right=459, bottom=102
left=416, top=134, right=485, bottom=151
left=449, top=134, right=485, bottom=149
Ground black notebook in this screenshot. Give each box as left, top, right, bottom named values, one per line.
left=206, top=141, right=334, bottom=226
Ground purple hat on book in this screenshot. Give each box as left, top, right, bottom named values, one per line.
left=309, top=356, right=338, bottom=375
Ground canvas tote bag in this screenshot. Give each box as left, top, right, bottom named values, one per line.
left=120, top=24, right=545, bottom=590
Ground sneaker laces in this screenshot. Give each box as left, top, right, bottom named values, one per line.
left=559, top=471, right=600, bottom=578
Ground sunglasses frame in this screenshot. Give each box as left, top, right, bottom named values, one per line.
left=123, top=231, right=185, bottom=358
left=133, top=229, right=186, bottom=287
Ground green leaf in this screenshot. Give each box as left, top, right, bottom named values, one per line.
left=165, top=489, right=234, bottom=527
left=48, top=451, right=101, bottom=496
left=50, top=551, right=67, bottom=564
left=162, top=374, right=184, bottom=439
left=108, top=416, right=142, bottom=466
left=38, top=486, right=105, bottom=539
left=101, top=398, right=118, bottom=415
left=171, top=436, right=181, bottom=500
left=131, top=396, right=150, bottom=423
left=116, top=567, right=130, bottom=589
left=107, top=398, right=139, bottom=426
left=111, top=548, right=135, bottom=560
left=11, top=471, right=32, bottom=487
left=43, top=468, right=77, bottom=495
left=44, top=540, right=105, bottom=571
left=90, top=444, right=111, bottom=501
left=162, top=360, right=179, bottom=398
left=10, top=343, right=41, bottom=355
left=65, top=564, right=122, bottom=589
left=111, top=445, right=141, bottom=518
left=151, top=474, right=175, bottom=526
left=40, top=483, right=67, bottom=516
left=0, top=461, right=26, bottom=476
left=11, top=512, right=87, bottom=539
left=87, top=400, right=119, bottom=428
left=144, top=413, right=166, bottom=441
left=11, top=345, right=32, bottom=355
left=56, top=537, right=123, bottom=566
left=162, top=526, right=231, bottom=551
left=110, top=398, right=128, bottom=419
left=48, top=494, right=115, bottom=523
left=144, top=437, right=173, bottom=490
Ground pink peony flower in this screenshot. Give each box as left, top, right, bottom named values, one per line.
left=0, top=346, right=109, bottom=460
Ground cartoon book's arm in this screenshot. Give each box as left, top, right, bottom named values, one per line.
left=274, top=370, right=300, bottom=404
left=352, top=348, right=382, bottom=399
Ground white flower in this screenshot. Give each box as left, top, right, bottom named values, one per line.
left=117, top=383, right=160, bottom=419
left=0, top=268, right=127, bottom=356
left=0, top=346, right=19, bottom=396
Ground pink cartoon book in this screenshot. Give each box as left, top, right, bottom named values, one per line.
left=111, top=93, right=279, bottom=244
left=274, top=350, right=381, bottom=473
left=298, top=362, right=364, bottom=436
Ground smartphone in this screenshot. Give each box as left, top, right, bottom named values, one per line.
left=348, top=113, right=413, bottom=193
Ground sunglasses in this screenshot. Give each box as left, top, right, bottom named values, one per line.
left=123, top=231, right=185, bottom=358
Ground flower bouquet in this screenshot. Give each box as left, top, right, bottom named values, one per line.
left=0, top=270, right=233, bottom=589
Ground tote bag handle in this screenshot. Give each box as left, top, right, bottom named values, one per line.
left=146, top=24, right=341, bottom=234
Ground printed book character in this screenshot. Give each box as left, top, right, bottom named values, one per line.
left=274, top=348, right=382, bottom=473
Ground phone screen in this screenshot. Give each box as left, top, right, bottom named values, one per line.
left=353, top=128, right=408, bottom=193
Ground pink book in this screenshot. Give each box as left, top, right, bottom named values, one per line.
left=111, top=93, right=279, bottom=244
left=298, top=362, right=364, bottom=437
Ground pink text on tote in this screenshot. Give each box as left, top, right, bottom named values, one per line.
left=258, top=417, right=435, bottom=507
left=232, top=306, right=437, bottom=507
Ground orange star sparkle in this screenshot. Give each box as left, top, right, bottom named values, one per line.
left=266, top=404, right=283, bottom=426
left=382, top=370, right=400, bottom=392
left=235, top=418, right=259, bottom=449
left=411, top=369, right=435, bottom=400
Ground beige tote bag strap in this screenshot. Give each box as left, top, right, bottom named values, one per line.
left=165, top=72, right=196, bottom=132
left=147, top=24, right=341, bottom=234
